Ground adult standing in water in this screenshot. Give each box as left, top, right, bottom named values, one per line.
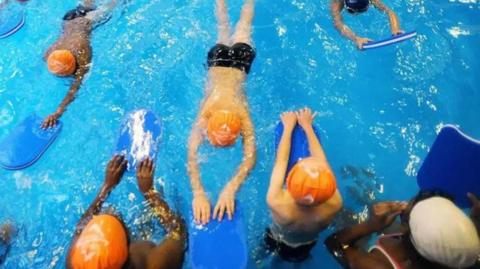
left=187, top=0, right=256, bottom=225
left=325, top=192, right=480, bottom=269
left=42, top=0, right=116, bottom=128
left=67, top=156, right=187, bottom=269
left=331, top=0, right=403, bottom=49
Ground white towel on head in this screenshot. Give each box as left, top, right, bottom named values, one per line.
left=409, top=197, right=480, bottom=268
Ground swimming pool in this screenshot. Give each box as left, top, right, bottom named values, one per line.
left=0, top=0, right=479, bottom=268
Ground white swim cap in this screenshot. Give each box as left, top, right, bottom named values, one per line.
left=409, top=197, right=480, bottom=268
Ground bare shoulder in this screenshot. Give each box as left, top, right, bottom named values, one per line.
left=267, top=191, right=295, bottom=217
left=317, top=190, right=343, bottom=217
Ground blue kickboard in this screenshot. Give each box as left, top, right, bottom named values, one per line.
left=0, top=5, right=26, bottom=39
left=0, top=114, right=62, bottom=170
left=189, top=203, right=248, bottom=269
left=275, top=122, right=321, bottom=174
left=362, top=31, right=417, bottom=50
left=114, top=110, right=162, bottom=173
left=417, top=125, right=480, bottom=208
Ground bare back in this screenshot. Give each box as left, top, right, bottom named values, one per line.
left=45, top=18, right=93, bottom=69
left=201, top=66, right=248, bottom=117
left=270, top=190, right=343, bottom=244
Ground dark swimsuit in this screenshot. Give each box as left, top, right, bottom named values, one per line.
left=207, top=43, right=256, bottom=74
left=264, top=228, right=317, bottom=263
left=63, top=5, right=95, bottom=21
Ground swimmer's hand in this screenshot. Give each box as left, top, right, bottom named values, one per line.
left=213, top=188, right=235, bottom=221
left=193, top=192, right=211, bottom=225
left=104, top=155, right=127, bottom=189
left=281, top=111, right=297, bottom=131
left=355, top=37, right=372, bottom=50
left=296, top=107, right=316, bottom=129
left=41, top=112, right=61, bottom=129
left=368, top=201, right=408, bottom=232
left=137, top=158, right=155, bottom=193
left=468, top=193, right=480, bottom=220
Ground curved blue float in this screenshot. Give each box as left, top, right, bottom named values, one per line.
left=0, top=5, right=26, bottom=39
left=362, top=31, right=417, bottom=51
left=274, top=122, right=321, bottom=174
left=0, top=114, right=62, bottom=170
left=115, top=109, right=162, bottom=173
left=189, top=202, right=248, bottom=269
left=417, top=125, right=480, bottom=208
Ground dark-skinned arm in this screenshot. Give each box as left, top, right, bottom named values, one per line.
left=42, top=67, right=90, bottom=128
left=66, top=155, right=127, bottom=269
left=325, top=202, right=407, bottom=268
left=137, top=159, right=187, bottom=243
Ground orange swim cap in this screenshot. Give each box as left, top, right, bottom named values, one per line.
left=47, top=50, right=76, bottom=76
left=286, top=157, right=337, bottom=206
left=207, top=110, right=242, bottom=147
left=70, top=214, right=128, bottom=269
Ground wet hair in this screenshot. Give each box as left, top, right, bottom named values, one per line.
left=344, top=0, right=370, bottom=14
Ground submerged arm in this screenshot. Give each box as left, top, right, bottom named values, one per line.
left=225, top=114, right=256, bottom=194
left=42, top=66, right=89, bottom=128
left=144, top=190, right=187, bottom=242
left=331, top=0, right=358, bottom=42
left=371, top=0, right=402, bottom=35
left=187, top=118, right=207, bottom=196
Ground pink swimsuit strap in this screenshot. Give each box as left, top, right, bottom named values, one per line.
left=371, top=233, right=405, bottom=269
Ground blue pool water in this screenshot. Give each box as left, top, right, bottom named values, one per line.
left=1, top=0, right=479, bottom=268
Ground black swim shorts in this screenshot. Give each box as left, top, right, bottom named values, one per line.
left=264, top=228, right=317, bottom=263
left=207, top=43, right=256, bottom=74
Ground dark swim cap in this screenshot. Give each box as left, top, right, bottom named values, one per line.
left=344, top=0, right=369, bottom=13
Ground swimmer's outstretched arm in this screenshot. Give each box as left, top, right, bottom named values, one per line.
left=371, top=0, right=402, bottom=35
left=267, top=111, right=296, bottom=207
left=135, top=160, right=187, bottom=269
left=213, top=112, right=256, bottom=221
left=73, top=155, right=127, bottom=234
left=137, top=159, right=187, bottom=243
left=42, top=66, right=90, bottom=129
left=66, top=155, right=127, bottom=268
left=187, top=117, right=212, bottom=225
left=296, top=108, right=328, bottom=163
left=325, top=202, right=407, bottom=269
left=331, top=0, right=371, bottom=49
